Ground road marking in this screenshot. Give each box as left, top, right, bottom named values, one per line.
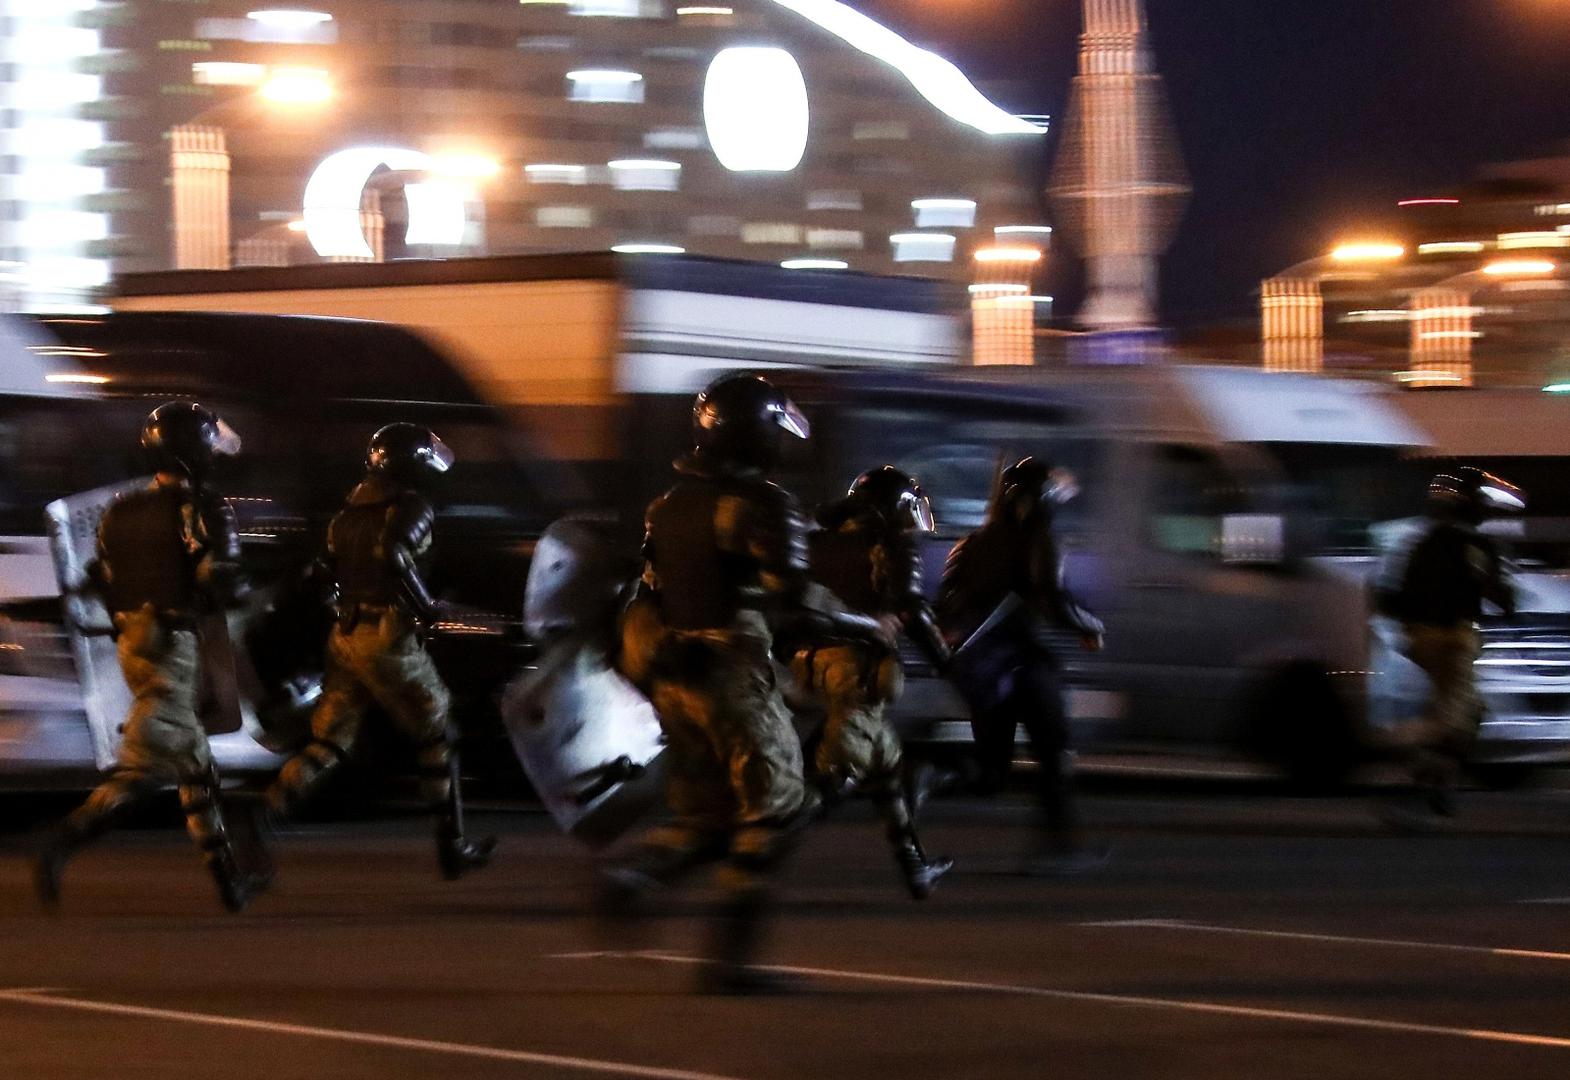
left=569, top=952, right=1570, bottom=1051
left=1521, top=897, right=1570, bottom=906
left=1077, top=918, right=1570, bottom=963
left=0, top=988, right=745, bottom=1080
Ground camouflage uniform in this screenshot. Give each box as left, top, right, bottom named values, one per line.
left=42, top=475, right=256, bottom=909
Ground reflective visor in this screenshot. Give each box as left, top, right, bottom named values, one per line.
left=905, top=493, right=936, bottom=533
left=212, top=418, right=242, bottom=457
left=773, top=397, right=811, bottom=439
left=1479, top=478, right=1525, bottom=512
left=425, top=432, right=456, bottom=473
left=1045, top=467, right=1079, bottom=507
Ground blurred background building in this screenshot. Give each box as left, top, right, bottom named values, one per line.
left=0, top=0, right=1058, bottom=312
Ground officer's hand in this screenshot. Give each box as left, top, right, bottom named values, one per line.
left=1080, top=632, right=1104, bottom=653
left=876, top=614, right=903, bottom=650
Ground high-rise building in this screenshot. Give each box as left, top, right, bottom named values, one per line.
left=1, top=1, right=1056, bottom=309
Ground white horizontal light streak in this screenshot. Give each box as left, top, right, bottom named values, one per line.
left=676, top=5, right=732, bottom=13
left=761, top=0, right=1044, bottom=135
left=974, top=246, right=1043, bottom=263
left=781, top=258, right=848, bottom=270
left=608, top=159, right=680, bottom=170
left=245, top=8, right=332, bottom=26
left=567, top=69, right=642, bottom=83
left=1417, top=241, right=1485, bottom=255
left=995, top=224, right=1053, bottom=235
left=969, top=283, right=1029, bottom=294
left=525, top=163, right=588, bottom=184
left=612, top=243, right=684, bottom=254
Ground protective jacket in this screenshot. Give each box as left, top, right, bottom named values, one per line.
left=807, top=512, right=949, bottom=667
left=96, top=476, right=242, bottom=620
left=1383, top=519, right=1516, bottom=626
left=325, top=475, right=439, bottom=624
left=936, top=505, right=1102, bottom=649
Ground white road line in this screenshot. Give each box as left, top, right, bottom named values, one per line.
left=1521, top=897, right=1570, bottom=906
left=0, top=988, right=744, bottom=1080
left=1077, top=919, right=1570, bottom=963
left=569, top=952, right=1570, bottom=1051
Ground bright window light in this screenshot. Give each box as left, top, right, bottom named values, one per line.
left=304, top=146, right=472, bottom=259
left=890, top=233, right=955, bottom=263
left=974, top=246, right=1044, bottom=263
left=912, top=197, right=976, bottom=228
left=781, top=258, right=848, bottom=270
left=1498, top=231, right=1569, bottom=250
left=704, top=47, right=808, bottom=172
left=45, top=372, right=110, bottom=385
left=567, top=69, right=644, bottom=103
left=404, top=181, right=469, bottom=246
left=760, top=0, right=1043, bottom=135
left=806, top=228, right=862, bottom=250
left=969, top=283, right=1030, bottom=294
left=525, top=163, right=589, bottom=185
left=246, top=9, right=332, bottom=26
left=612, top=243, right=685, bottom=254
left=644, top=127, right=705, bottom=149
left=1482, top=259, right=1556, bottom=277
left=608, top=159, right=681, bottom=191
left=1330, top=242, right=1404, bottom=262
left=537, top=206, right=594, bottom=227
left=192, top=61, right=266, bottom=86
left=1417, top=241, right=1485, bottom=255
left=995, top=224, right=1053, bottom=236
left=677, top=5, right=733, bottom=13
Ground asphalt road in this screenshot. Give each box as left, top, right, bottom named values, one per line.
left=4, top=781, right=1570, bottom=1080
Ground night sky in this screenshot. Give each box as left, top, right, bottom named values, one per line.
left=858, top=0, right=1570, bottom=325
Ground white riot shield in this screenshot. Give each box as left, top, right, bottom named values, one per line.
left=45, top=479, right=248, bottom=772
left=507, top=515, right=665, bottom=846
left=44, top=479, right=144, bottom=771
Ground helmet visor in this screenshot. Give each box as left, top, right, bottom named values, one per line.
left=424, top=432, right=455, bottom=473
left=1044, top=467, right=1079, bottom=507
left=772, top=397, right=811, bottom=440
left=212, top=418, right=242, bottom=458
left=901, top=492, right=936, bottom=533
left=1478, top=474, right=1525, bottom=513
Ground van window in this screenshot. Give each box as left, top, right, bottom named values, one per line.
left=1148, top=445, right=1247, bottom=557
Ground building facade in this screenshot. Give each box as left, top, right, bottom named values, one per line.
left=1, top=0, right=1056, bottom=310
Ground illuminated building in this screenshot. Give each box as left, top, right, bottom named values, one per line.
left=1048, top=0, right=1188, bottom=331
left=0, top=1, right=1052, bottom=307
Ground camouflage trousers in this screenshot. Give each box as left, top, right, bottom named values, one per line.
left=628, top=618, right=812, bottom=892
left=68, top=606, right=228, bottom=857
left=1403, top=621, right=1483, bottom=790
left=270, top=608, right=453, bottom=813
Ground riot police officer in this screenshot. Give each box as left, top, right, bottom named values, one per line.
left=789, top=466, right=952, bottom=898
left=35, top=401, right=269, bottom=912
left=937, top=456, right=1106, bottom=875
left=265, top=423, right=494, bottom=879
left=604, top=374, right=888, bottom=995
left=1376, top=467, right=1520, bottom=822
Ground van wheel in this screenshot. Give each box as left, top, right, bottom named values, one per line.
left=1253, top=666, right=1355, bottom=792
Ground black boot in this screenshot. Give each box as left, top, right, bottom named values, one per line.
left=436, top=756, right=495, bottom=881
left=207, top=841, right=272, bottom=914
left=697, top=887, right=805, bottom=996
left=892, top=832, right=953, bottom=900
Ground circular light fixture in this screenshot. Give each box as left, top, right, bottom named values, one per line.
left=703, top=47, right=808, bottom=172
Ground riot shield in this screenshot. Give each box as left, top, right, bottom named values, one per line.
left=44, top=480, right=141, bottom=771
left=506, top=516, right=665, bottom=846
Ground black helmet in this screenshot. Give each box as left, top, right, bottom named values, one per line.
left=365, top=423, right=454, bottom=488
left=1428, top=466, right=1524, bottom=524
left=141, top=400, right=240, bottom=481
left=690, top=373, right=809, bottom=473
left=846, top=465, right=936, bottom=533
left=992, top=456, right=1079, bottom=524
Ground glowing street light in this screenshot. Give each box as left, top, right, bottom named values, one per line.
left=1329, top=242, right=1405, bottom=263
left=974, top=246, right=1044, bottom=263
left=259, top=67, right=332, bottom=106
left=1482, top=258, right=1556, bottom=277
left=429, top=154, right=502, bottom=180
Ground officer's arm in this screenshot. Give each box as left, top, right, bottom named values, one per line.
left=194, top=492, right=247, bottom=604
left=386, top=494, right=439, bottom=624
left=743, top=488, right=885, bottom=643
left=1025, top=520, right=1104, bottom=638
left=888, top=532, right=951, bottom=667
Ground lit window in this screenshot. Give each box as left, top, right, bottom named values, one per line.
left=195, top=16, right=337, bottom=43
left=645, top=46, right=702, bottom=60
left=781, top=258, right=848, bottom=270
left=518, top=35, right=576, bottom=52
left=676, top=5, right=734, bottom=23
left=890, top=233, right=955, bottom=263
left=742, top=223, right=803, bottom=245
left=995, top=224, right=1053, bottom=238
left=613, top=242, right=685, bottom=254
left=853, top=120, right=909, bottom=141
left=567, top=69, right=644, bottom=103
left=570, top=0, right=664, bottom=16
left=192, top=61, right=265, bottom=86
left=608, top=158, right=681, bottom=191
left=912, top=198, right=976, bottom=228
left=525, top=163, right=589, bottom=185
left=645, top=127, right=705, bottom=150
left=537, top=206, right=594, bottom=227
left=807, top=189, right=861, bottom=211
left=704, top=48, right=808, bottom=172
left=806, top=228, right=863, bottom=250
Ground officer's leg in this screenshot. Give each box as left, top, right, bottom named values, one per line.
left=1413, top=628, right=1482, bottom=817
left=1016, top=659, right=1105, bottom=874
left=366, top=616, right=493, bottom=879
left=38, top=611, right=187, bottom=906
left=954, top=647, right=1021, bottom=795
left=266, top=630, right=369, bottom=818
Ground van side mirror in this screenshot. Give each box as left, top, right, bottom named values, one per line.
left=1220, top=514, right=1286, bottom=565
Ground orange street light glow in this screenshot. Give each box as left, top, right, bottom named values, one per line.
left=429, top=154, right=502, bottom=180
left=1483, top=258, right=1556, bottom=276
left=259, top=68, right=332, bottom=106
left=1330, top=242, right=1405, bottom=262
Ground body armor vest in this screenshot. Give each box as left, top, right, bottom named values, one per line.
left=645, top=480, right=744, bottom=632
left=328, top=489, right=433, bottom=610
left=98, top=483, right=199, bottom=616
left=808, top=525, right=919, bottom=617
